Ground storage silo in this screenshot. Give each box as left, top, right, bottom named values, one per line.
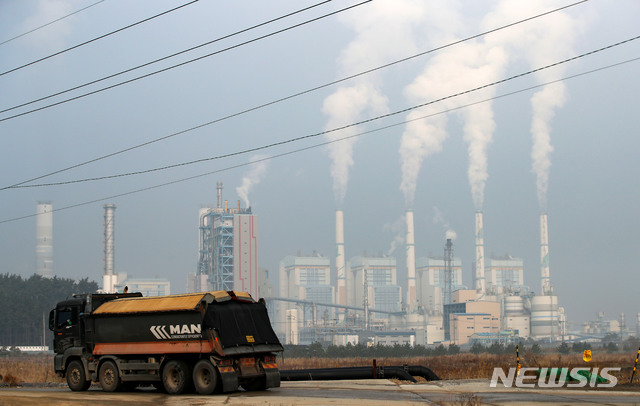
left=530, top=295, right=559, bottom=338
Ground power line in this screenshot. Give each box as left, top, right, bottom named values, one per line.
left=9, top=40, right=640, bottom=189
left=0, top=0, right=335, bottom=115
left=0, top=0, right=372, bottom=122
left=0, top=0, right=589, bottom=189
left=0, top=0, right=106, bottom=46
left=1, top=55, right=637, bottom=225
left=0, top=0, right=200, bottom=77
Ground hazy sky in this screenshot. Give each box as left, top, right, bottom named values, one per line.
left=1, top=0, right=639, bottom=331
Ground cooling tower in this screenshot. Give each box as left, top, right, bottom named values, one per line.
left=36, top=202, right=53, bottom=278
left=406, top=210, right=416, bottom=311
left=336, top=210, right=346, bottom=306
left=103, top=204, right=117, bottom=293
left=474, top=211, right=486, bottom=297
left=540, top=212, right=551, bottom=295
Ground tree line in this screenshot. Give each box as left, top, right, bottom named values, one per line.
left=0, top=273, right=98, bottom=347
left=282, top=336, right=640, bottom=359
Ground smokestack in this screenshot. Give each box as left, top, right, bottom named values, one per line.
left=474, top=211, right=486, bottom=297
left=103, top=204, right=116, bottom=293
left=540, top=212, right=551, bottom=295
left=336, top=210, right=346, bottom=306
left=406, top=210, right=416, bottom=311
left=36, top=202, right=53, bottom=278
left=217, top=181, right=223, bottom=208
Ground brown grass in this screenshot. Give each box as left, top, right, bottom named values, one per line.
left=280, top=351, right=639, bottom=383
left=1, top=351, right=638, bottom=385
left=0, top=354, right=64, bottom=385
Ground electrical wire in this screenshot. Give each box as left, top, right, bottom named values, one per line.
left=0, top=0, right=106, bottom=46
left=1, top=55, right=637, bottom=225
left=0, top=0, right=589, bottom=190
left=0, top=0, right=200, bottom=77
left=8, top=40, right=640, bottom=189
left=0, top=0, right=372, bottom=122
left=0, top=0, right=335, bottom=115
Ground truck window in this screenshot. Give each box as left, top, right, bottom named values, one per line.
left=56, top=308, right=76, bottom=328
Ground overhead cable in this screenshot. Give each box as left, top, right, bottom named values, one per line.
left=1, top=55, right=637, bottom=225
left=7, top=40, right=640, bottom=189
left=0, top=0, right=372, bottom=122
left=0, top=0, right=200, bottom=77
left=0, top=0, right=335, bottom=115
left=0, top=0, right=106, bottom=46
left=0, top=0, right=589, bottom=190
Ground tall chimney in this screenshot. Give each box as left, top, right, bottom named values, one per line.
left=216, top=181, right=223, bottom=208
left=406, top=209, right=416, bottom=311
left=103, top=204, right=116, bottom=293
left=36, top=202, right=53, bottom=278
left=474, top=211, right=486, bottom=297
left=540, top=212, right=551, bottom=295
left=336, top=210, right=346, bottom=306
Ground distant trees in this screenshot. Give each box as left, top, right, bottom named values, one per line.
left=0, top=273, right=98, bottom=346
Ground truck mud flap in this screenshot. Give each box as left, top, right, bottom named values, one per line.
left=218, top=367, right=239, bottom=393
left=54, top=354, right=64, bottom=374
left=265, top=369, right=280, bottom=389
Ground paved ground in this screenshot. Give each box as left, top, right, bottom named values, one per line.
left=3, top=379, right=640, bottom=405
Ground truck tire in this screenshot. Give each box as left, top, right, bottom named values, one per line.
left=241, top=377, right=267, bottom=391
left=99, top=360, right=123, bottom=392
left=193, top=359, right=220, bottom=395
left=162, top=360, right=192, bottom=395
left=66, top=360, right=91, bottom=391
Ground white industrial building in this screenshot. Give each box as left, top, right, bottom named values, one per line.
left=485, top=255, right=525, bottom=293
left=416, top=256, right=464, bottom=315
left=348, top=256, right=402, bottom=314
left=193, top=182, right=259, bottom=299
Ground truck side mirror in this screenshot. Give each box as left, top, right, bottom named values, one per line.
left=48, top=309, right=55, bottom=331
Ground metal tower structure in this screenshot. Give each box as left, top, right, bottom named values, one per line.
left=197, top=182, right=257, bottom=295
left=443, top=238, right=454, bottom=306
left=213, top=212, right=235, bottom=291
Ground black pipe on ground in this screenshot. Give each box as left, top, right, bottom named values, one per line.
left=405, top=365, right=440, bottom=381
left=280, top=365, right=440, bottom=383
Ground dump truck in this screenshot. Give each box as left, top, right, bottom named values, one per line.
left=48, top=290, right=283, bottom=394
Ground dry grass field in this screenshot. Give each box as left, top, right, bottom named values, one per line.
left=1, top=351, right=638, bottom=386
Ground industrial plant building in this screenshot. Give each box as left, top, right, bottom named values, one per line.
left=348, top=256, right=402, bottom=313
left=191, top=182, right=260, bottom=299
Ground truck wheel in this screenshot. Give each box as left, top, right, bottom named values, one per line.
left=99, top=360, right=122, bottom=392
left=241, top=377, right=267, bottom=391
left=193, top=359, right=220, bottom=395
left=66, top=360, right=90, bottom=391
left=162, top=360, right=192, bottom=395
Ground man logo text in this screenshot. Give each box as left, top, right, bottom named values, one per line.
left=150, top=324, right=201, bottom=339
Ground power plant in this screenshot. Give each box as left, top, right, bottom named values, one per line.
left=269, top=205, right=564, bottom=347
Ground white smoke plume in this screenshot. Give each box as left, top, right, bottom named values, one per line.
left=400, top=13, right=507, bottom=209
left=383, top=216, right=405, bottom=256
left=325, top=0, right=425, bottom=205
left=446, top=229, right=458, bottom=241
left=432, top=206, right=457, bottom=241
left=323, top=84, right=387, bottom=204
left=483, top=1, right=582, bottom=208
left=236, top=155, right=269, bottom=208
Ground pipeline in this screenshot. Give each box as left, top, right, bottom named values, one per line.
left=280, top=365, right=440, bottom=383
